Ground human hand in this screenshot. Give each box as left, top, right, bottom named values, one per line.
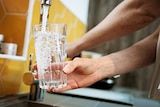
left=47, top=57, right=106, bottom=92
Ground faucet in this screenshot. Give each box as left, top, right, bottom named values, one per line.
left=41, top=0, right=52, bottom=5
left=40, top=0, right=52, bottom=23
left=23, top=54, right=44, bottom=101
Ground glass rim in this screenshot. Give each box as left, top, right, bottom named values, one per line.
left=33, top=23, right=66, bottom=28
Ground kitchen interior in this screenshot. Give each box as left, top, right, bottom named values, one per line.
left=0, top=0, right=160, bottom=107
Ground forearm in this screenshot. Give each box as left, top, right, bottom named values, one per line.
left=98, top=26, right=159, bottom=78
left=109, top=40, right=156, bottom=75
left=75, top=0, right=160, bottom=53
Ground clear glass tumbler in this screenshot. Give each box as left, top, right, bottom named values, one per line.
left=32, top=23, right=67, bottom=89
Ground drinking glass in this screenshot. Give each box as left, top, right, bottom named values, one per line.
left=32, top=23, right=67, bottom=89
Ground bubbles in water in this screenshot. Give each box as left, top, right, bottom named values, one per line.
left=34, top=31, right=67, bottom=89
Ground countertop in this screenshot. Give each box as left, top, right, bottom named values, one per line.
left=0, top=87, right=160, bottom=107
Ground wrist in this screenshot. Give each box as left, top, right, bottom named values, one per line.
left=96, top=56, right=116, bottom=79
left=73, top=40, right=85, bottom=55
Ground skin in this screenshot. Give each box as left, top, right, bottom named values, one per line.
left=47, top=0, right=160, bottom=92
left=49, top=26, right=159, bottom=92
left=67, top=0, right=160, bottom=58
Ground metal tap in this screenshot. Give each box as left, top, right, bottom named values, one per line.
left=40, top=0, right=52, bottom=23
left=29, top=54, right=44, bottom=101
left=24, top=54, right=44, bottom=101
left=41, top=0, right=52, bottom=5
left=28, top=79, right=44, bottom=101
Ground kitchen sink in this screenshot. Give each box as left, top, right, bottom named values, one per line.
left=1, top=88, right=160, bottom=107
left=6, top=101, right=55, bottom=107
left=0, top=88, right=133, bottom=107
left=0, top=93, right=58, bottom=107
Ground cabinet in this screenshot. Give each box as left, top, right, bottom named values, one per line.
left=0, top=0, right=35, bottom=61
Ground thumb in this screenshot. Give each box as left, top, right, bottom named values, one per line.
left=63, top=62, right=76, bottom=74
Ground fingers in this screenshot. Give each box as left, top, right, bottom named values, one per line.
left=46, top=85, right=72, bottom=93
left=51, top=62, right=67, bottom=71
left=33, top=62, right=68, bottom=71
left=63, top=58, right=81, bottom=74
left=46, top=78, right=80, bottom=93
left=63, top=64, right=74, bottom=74
left=54, top=86, right=72, bottom=92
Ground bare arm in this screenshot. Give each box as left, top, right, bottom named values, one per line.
left=68, top=0, right=160, bottom=57
left=99, top=26, right=159, bottom=78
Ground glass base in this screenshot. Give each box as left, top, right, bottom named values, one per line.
left=39, top=80, right=67, bottom=89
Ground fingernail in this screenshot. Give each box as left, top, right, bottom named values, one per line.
left=63, top=65, right=70, bottom=74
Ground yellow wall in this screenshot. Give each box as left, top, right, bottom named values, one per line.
left=0, top=0, right=87, bottom=96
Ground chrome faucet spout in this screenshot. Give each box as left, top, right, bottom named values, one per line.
left=40, top=0, right=52, bottom=23
left=41, top=0, right=52, bottom=6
